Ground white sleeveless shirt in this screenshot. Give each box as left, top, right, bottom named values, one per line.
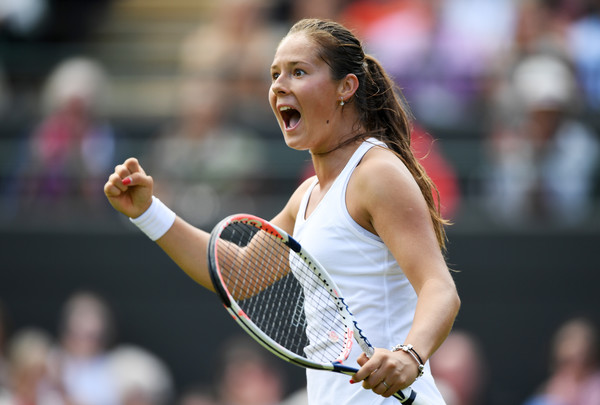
left=293, top=139, right=445, bottom=404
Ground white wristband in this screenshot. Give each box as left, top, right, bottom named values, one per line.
left=129, top=196, right=176, bottom=241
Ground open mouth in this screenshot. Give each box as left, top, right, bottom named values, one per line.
left=280, top=106, right=301, bottom=130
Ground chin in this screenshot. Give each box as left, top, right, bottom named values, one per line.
left=282, top=132, right=309, bottom=151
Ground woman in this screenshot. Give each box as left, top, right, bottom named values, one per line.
left=104, top=18, right=460, bottom=404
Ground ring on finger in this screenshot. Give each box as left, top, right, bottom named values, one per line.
left=382, top=381, right=390, bottom=389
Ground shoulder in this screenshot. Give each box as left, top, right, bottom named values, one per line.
left=352, top=145, right=421, bottom=201
left=349, top=146, right=446, bottom=271
left=347, top=145, right=429, bottom=235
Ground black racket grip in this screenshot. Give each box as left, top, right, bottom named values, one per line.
left=393, top=387, right=417, bottom=403
left=394, top=386, right=433, bottom=404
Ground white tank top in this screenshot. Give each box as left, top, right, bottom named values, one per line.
left=293, top=138, right=445, bottom=404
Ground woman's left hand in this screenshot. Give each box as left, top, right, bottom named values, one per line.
left=350, top=348, right=420, bottom=398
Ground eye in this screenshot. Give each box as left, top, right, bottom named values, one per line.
left=271, top=72, right=280, bottom=81
left=293, top=69, right=306, bottom=77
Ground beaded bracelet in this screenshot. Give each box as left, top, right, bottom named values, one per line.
left=391, top=344, right=425, bottom=378
left=129, top=196, right=176, bottom=241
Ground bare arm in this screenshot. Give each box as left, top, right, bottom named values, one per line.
left=156, top=217, right=214, bottom=291
left=104, top=158, right=313, bottom=293
left=157, top=176, right=315, bottom=294
left=103, top=158, right=215, bottom=290
left=348, top=149, right=460, bottom=396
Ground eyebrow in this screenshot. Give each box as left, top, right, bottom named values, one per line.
left=270, top=60, right=308, bottom=71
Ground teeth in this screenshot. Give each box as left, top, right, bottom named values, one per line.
left=279, top=106, right=291, bottom=111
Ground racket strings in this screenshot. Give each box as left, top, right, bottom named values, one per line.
left=216, top=222, right=351, bottom=364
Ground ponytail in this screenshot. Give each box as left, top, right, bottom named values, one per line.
left=360, top=56, right=449, bottom=251
left=288, top=19, right=450, bottom=251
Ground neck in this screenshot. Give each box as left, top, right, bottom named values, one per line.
left=307, top=105, right=366, bottom=184
left=310, top=137, right=362, bottom=187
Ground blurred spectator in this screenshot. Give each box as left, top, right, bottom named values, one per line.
left=418, top=0, right=516, bottom=128
left=179, top=0, right=277, bottom=78
left=109, top=344, right=174, bottom=405
left=0, top=0, right=48, bottom=38
left=340, top=0, right=516, bottom=128
left=513, top=0, right=572, bottom=57
left=568, top=0, right=600, bottom=111
left=0, top=327, right=65, bottom=405
left=430, top=330, right=488, bottom=405
left=340, top=0, right=437, bottom=119
left=482, top=53, right=599, bottom=226
left=144, top=76, right=265, bottom=227
left=48, top=291, right=120, bottom=405
left=179, top=0, right=283, bottom=138
left=13, top=56, right=116, bottom=220
left=143, top=0, right=284, bottom=226
left=215, top=335, right=285, bottom=405
left=523, top=317, right=600, bottom=405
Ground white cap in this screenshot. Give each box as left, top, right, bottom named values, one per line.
left=513, top=55, right=575, bottom=111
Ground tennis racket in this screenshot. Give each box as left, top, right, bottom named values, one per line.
left=207, top=213, right=428, bottom=404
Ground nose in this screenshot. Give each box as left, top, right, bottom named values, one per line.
left=270, top=75, right=288, bottom=96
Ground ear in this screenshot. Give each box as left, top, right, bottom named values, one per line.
left=338, top=73, right=359, bottom=102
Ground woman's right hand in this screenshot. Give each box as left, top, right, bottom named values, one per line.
left=104, top=157, right=154, bottom=218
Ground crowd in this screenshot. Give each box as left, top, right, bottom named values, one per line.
left=0, top=0, right=598, bottom=229
left=0, top=291, right=305, bottom=405
left=0, top=292, right=173, bottom=405
left=1, top=292, right=599, bottom=405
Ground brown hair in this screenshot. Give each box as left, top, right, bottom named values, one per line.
left=287, top=18, right=450, bottom=251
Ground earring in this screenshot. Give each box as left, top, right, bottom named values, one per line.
left=340, top=98, right=345, bottom=106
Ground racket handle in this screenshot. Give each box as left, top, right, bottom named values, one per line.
left=393, top=387, right=415, bottom=404
left=394, top=387, right=433, bottom=405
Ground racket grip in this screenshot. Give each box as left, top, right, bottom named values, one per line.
left=394, top=387, right=433, bottom=405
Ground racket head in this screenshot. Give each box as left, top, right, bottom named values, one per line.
left=207, top=214, right=422, bottom=404
left=207, top=214, right=361, bottom=370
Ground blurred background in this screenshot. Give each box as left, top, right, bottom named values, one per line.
left=0, top=0, right=599, bottom=404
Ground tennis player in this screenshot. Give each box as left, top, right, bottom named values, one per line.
left=105, top=18, right=460, bottom=404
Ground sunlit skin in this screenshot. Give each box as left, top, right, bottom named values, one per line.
left=269, top=32, right=367, bottom=201
left=269, top=33, right=363, bottom=155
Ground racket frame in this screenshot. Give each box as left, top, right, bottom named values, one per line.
left=207, top=214, right=419, bottom=404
